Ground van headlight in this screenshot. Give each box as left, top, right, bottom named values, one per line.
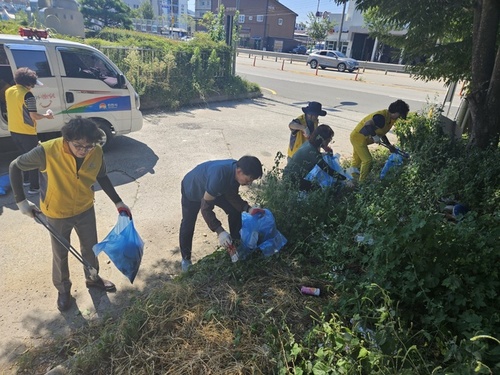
left=134, top=91, right=140, bottom=110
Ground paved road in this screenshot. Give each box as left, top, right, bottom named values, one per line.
left=0, top=67, right=457, bottom=372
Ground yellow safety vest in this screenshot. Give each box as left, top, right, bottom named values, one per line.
left=5, top=84, right=37, bottom=135
left=351, top=109, right=394, bottom=139
left=288, top=114, right=319, bottom=158
left=40, top=138, right=103, bottom=219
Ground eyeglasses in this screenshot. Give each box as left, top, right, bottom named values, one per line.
left=70, top=142, right=96, bottom=152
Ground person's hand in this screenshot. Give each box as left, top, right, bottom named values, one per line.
left=303, top=126, right=311, bottom=138
left=45, top=109, right=54, bottom=119
left=218, top=231, right=232, bottom=247
left=372, top=135, right=381, bottom=144
left=248, top=206, right=265, bottom=216
left=116, top=201, right=132, bottom=218
left=17, top=199, right=40, bottom=218
left=322, top=145, right=333, bottom=154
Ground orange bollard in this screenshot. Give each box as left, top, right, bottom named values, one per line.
left=315, top=66, right=319, bottom=76
left=281, top=60, right=285, bottom=70
left=253, top=56, right=256, bottom=66
left=355, top=71, right=359, bottom=81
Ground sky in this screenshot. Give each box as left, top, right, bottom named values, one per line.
left=187, top=1, right=347, bottom=24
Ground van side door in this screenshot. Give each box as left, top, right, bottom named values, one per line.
left=2, top=43, right=64, bottom=134
left=57, top=47, right=133, bottom=133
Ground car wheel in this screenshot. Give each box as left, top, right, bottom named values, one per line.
left=95, top=120, right=114, bottom=151
left=310, top=60, right=318, bottom=69
left=338, top=63, right=346, bottom=72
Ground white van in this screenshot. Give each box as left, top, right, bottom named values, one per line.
left=0, top=29, right=143, bottom=148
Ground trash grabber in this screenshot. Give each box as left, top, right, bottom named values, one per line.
left=380, top=142, right=410, bottom=159
left=34, top=211, right=99, bottom=280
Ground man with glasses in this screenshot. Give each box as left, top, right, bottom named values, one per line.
left=6, top=67, right=54, bottom=195
left=9, top=117, right=132, bottom=312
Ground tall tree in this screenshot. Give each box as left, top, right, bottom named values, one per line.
left=306, top=12, right=335, bottom=47
left=199, top=4, right=226, bottom=43
left=353, top=0, right=500, bottom=149
left=79, top=0, right=133, bottom=30
left=138, top=0, right=155, bottom=20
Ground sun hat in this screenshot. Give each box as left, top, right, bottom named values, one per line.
left=302, top=101, right=326, bottom=116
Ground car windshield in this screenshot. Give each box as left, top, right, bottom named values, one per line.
left=335, top=51, right=346, bottom=58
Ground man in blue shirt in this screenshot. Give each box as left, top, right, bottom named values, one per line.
left=179, top=156, right=263, bottom=271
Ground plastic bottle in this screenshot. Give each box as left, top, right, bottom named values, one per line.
left=46, top=109, right=53, bottom=116
left=301, top=286, right=320, bottom=296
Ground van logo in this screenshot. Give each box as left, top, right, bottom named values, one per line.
left=99, top=103, right=107, bottom=110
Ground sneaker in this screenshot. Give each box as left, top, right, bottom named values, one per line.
left=27, top=188, right=39, bottom=195
left=181, top=259, right=192, bottom=272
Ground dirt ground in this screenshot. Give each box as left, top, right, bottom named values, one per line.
left=0, top=70, right=453, bottom=373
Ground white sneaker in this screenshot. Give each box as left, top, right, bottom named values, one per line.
left=181, top=259, right=192, bottom=272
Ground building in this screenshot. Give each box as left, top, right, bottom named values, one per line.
left=324, top=1, right=404, bottom=63
left=37, top=0, right=85, bottom=38
left=123, top=0, right=189, bottom=31
left=201, top=0, right=297, bottom=51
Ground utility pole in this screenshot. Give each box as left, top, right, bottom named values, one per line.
left=262, top=0, right=270, bottom=50
left=337, top=0, right=347, bottom=51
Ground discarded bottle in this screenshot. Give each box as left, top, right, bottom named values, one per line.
left=226, top=244, right=239, bottom=263
left=301, top=286, right=320, bottom=296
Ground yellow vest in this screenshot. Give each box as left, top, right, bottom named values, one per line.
left=351, top=109, right=394, bottom=140
left=5, top=84, right=37, bottom=135
left=288, top=114, right=319, bottom=158
left=40, top=138, right=103, bottom=219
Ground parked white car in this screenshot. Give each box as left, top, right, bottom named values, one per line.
left=306, top=50, right=359, bottom=73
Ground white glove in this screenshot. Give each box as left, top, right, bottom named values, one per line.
left=372, top=135, right=381, bottom=144
left=218, top=231, right=232, bottom=247
left=17, top=199, right=39, bottom=218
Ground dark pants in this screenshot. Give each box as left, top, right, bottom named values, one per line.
left=179, top=186, right=242, bottom=261
left=10, top=132, right=39, bottom=190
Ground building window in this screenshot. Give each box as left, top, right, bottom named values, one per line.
left=238, top=15, right=245, bottom=23
left=278, top=18, right=283, bottom=26
left=257, top=15, right=264, bottom=22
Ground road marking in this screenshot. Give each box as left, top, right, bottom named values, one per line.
left=261, top=87, right=277, bottom=95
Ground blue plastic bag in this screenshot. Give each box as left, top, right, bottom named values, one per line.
left=304, top=153, right=353, bottom=188
left=93, top=214, right=144, bottom=283
left=240, top=209, right=287, bottom=258
left=380, top=153, right=404, bottom=179
left=0, top=173, right=11, bottom=195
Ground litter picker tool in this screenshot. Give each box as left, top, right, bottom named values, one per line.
left=380, top=142, right=410, bottom=159
left=34, top=211, right=99, bottom=280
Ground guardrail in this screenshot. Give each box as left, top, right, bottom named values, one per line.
left=236, top=48, right=407, bottom=74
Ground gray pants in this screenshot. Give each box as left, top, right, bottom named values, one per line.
left=47, top=207, right=99, bottom=294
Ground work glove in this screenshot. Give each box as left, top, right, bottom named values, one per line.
left=116, top=201, right=132, bottom=219
left=17, top=199, right=40, bottom=218
left=248, top=206, right=265, bottom=216
left=372, top=135, right=381, bottom=144
left=218, top=231, right=232, bottom=248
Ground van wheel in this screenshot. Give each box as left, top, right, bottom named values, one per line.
left=97, top=122, right=114, bottom=151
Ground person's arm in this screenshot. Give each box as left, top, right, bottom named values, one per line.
left=96, top=158, right=132, bottom=217
left=200, top=192, right=223, bottom=233
left=9, top=146, right=46, bottom=203
left=289, top=118, right=309, bottom=137
left=25, top=94, right=53, bottom=121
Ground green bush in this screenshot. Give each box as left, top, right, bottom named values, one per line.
left=256, top=112, right=500, bottom=372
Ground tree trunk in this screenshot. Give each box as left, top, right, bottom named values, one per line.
left=468, top=0, right=500, bottom=149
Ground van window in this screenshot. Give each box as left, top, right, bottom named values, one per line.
left=59, top=48, right=120, bottom=88
left=5, top=44, right=51, bottom=78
